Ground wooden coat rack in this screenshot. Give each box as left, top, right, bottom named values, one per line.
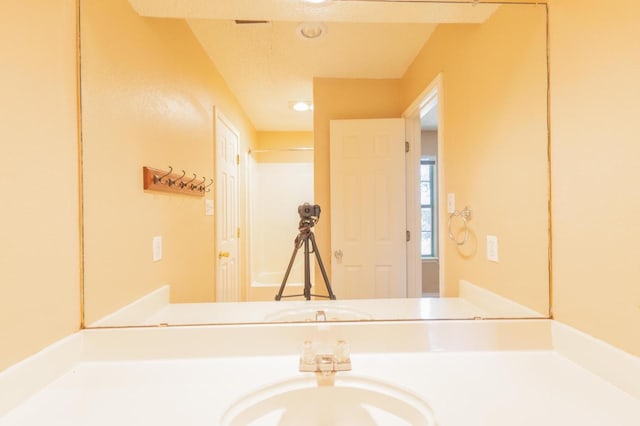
left=143, top=166, right=212, bottom=196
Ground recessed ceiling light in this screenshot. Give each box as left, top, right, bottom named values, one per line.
left=296, top=22, right=327, bottom=40
left=290, top=101, right=313, bottom=112
left=303, top=0, right=328, bottom=4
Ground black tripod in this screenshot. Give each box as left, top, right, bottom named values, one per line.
left=275, top=218, right=336, bottom=301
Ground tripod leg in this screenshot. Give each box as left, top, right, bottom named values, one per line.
left=308, top=232, right=337, bottom=300
left=275, top=235, right=303, bottom=300
left=303, top=237, right=312, bottom=300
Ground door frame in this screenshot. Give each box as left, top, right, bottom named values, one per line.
left=402, top=73, right=446, bottom=297
left=214, top=107, right=241, bottom=302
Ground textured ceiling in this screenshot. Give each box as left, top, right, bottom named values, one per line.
left=188, top=20, right=437, bottom=130
left=128, top=0, right=499, bottom=131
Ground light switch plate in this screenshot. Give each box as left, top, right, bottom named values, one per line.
left=205, top=199, right=214, bottom=216
left=487, top=235, right=498, bottom=262
left=447, top=193, right=455, bottom=213
left=152, top=236, right=162, bottom=262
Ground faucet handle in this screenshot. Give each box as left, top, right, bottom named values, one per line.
left=335, top=340, right=350, bottom=363
left=301, top=340, right=315, bottom=365
left=299, top=339, right=352, bottom=373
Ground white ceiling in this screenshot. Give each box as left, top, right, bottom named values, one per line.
left=187, top=20, right=437, bottom=130
left=128, top=0, right=499, bottom=131
left=421, top=101, right=438, bottom=131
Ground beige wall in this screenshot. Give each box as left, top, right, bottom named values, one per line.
left=403, top=5, right=549, bottom=314
left=313, top=78, right=405, bottom=283
left=4, top=0, right=640, bottom=374
left=549, top=0, right=640, bottom=355
left=256, top=132, right=313, bottom=150
left=81, top=0, right=256, bottom=324
left=254, top=131, right=313, bottom=163
left=313, top=6, right=549, bottom=314
left=421, top=130, right=438, bottom=158
left=422, top=260, right=440, bottom=294
left=0, top=0, right=80, bottom=371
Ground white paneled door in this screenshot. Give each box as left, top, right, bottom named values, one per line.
left=330, top=118, right=407, bottom=299
left=215, top=111, right=240, bottom=302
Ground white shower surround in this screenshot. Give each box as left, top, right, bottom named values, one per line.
left=249, top=160, right=314, bottom=300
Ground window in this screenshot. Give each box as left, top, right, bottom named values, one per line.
left=420, top=159, right=437, bottom=257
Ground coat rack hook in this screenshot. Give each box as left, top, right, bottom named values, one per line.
left=173, top=170, right=186, bottom=187
left=154, top=166, right=173, bottom=184
left=197, top=176, right=208, bottom=192
left=184, top=173, right=197, bottom=186
left=204, top=179, right=214, bottom=192
left=191, top=176, right=203, bottom=191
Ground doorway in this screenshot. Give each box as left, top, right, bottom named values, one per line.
left=419, top=97, right=439, bottom=296
left=403, top=73, right=444, bottom=297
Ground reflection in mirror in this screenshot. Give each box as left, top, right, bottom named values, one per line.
left=80, top=0, right=549, bottom=327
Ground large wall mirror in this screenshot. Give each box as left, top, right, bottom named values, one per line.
left=80, top=0, right=550, bottom=327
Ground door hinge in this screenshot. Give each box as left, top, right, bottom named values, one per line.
left=405, top=141, right=410, bottom=153
left=236, top=154, right=240, bottom=165
left=237, top=228, right=241, bottom=238
left=406, top=230, right=411, bottom=242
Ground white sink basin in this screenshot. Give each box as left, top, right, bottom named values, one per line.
left=264, top=305, right=373, bottom=322
left=220, top=375, right=437, bottom=426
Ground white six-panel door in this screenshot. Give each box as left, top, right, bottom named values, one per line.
left=215, top=111, right=240, bottom=302
left=330, top=118, right=407, bottom=299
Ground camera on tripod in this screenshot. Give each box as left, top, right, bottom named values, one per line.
left=298, top=203, right=321, bottom=226
left=275, top=202, right=336, bottom=301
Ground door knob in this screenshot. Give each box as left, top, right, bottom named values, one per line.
left=218, top=251, right=230, bottom=259
left=334, top=249, right=343, bottom=262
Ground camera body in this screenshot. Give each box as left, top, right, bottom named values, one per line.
left=298, top=202, right=321, bottom=220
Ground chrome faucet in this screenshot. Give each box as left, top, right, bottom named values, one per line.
left=315, top=310, right=327, bottom=321
left=299, top=339, right=352, bottom=377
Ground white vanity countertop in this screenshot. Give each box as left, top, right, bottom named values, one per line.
left=96, top=297, right=493, bottom=327
left=1, top=320, right=638, bottom=425
left=90, top=283, right=542, bottom=327
left=1, top=351, right=639, bottom=426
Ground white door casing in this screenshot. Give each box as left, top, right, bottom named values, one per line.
left=329, top=118, right=407, bottom=299
left=215, top=110, right=240, bottom=302
left=403, top=73, right=445, bottom=297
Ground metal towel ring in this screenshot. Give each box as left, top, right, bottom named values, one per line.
left=448, top=206, right=472, bottom=245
